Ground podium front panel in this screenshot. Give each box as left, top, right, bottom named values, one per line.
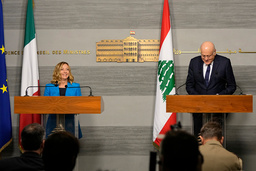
left=14, top=96, right=101, bottom=114
left=166, top=95, right=253, bottom=113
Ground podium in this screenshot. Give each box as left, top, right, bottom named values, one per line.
left=14, top=96, right=102, bottom=133
left=166, top=95, right=253, bottom=146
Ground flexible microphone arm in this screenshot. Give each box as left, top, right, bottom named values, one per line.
left=236, top=84, right=244, bottom=95
left=80, top=86, right=93, bottom=96
left=25, top=86, right=37, bottom=96
left=215, top=72, right=243, bottom=95
left=25, top=84, right=93, bottom=96
left=175, top=82, right=186, bottom=95
left=65, top=85, right=93, bottom=96
left=25, top=85, right=58, bottom=96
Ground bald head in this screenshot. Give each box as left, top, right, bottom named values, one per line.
left=200, top=41, right=216, bottom=65
left=200, top=41, right=215, bottom=52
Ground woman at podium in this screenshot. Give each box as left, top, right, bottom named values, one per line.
left=44, top=61, right=82, bottom=138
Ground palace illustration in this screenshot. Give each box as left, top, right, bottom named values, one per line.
left=96, top=36, right=160, bottom=63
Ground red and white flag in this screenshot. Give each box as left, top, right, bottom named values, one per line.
left=153, top=0, right=176, bottom=148
left=19, top=0, right=41, bottom=150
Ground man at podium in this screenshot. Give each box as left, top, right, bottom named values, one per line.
left=44, top=61, right=82, bottom=138
left=186, top=41, right=236, bottom=136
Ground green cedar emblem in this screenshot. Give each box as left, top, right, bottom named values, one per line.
left=158, top=60, right=175, bottom=102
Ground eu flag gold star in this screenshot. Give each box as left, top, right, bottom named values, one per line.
left=0, top=45, right=5, bottom=54
left=0, top=84, right=8, bottom=93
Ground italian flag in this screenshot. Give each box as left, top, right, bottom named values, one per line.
left=19, top=0, right=41, bottom=150
left=153, top=0, right=176, bottom=148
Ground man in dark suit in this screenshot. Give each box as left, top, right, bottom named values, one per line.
left=0, top=123, right=45, bottom=171
left=186, top=41, right=236, bottom=136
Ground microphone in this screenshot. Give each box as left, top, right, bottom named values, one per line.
left=235, top=84, right=244, bottom=95
left=54, top=81, right=58, bottom=87
left=215, top=72, right=244, bottom=95
left=65, top=85, right=93, bottom=96
left=175, top=82, right=186, bottom=95
left=25, top=84, right=58, bottom=96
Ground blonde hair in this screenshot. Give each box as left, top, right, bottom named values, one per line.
left=51, top=61, right=74, bottom=84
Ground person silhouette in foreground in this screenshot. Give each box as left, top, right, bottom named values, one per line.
left=0, top=123, right=45, bottom=171
left=159, top=129, right=203, bottom=171
left=42, top=131, right=79, bottom=171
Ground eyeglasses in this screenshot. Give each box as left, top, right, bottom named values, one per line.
left=201, top=53, right=215, bottom=58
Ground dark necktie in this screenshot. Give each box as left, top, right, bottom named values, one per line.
left=205, top=64, right=211, bottom=86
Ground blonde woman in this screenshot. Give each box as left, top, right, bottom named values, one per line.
left=44, top=61, right=82, bottom=138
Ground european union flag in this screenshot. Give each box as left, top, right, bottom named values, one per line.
left=0, top=0, right=12, bottom=152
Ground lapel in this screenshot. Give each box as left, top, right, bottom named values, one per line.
left=53, top=85, right=60, bottom=96
left=208, top=55, right=220, bottom=87
left=65, top=82, right=72, bottom=96
left=197, top=59, right=205, bottom=83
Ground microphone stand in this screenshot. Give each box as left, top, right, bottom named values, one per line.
left=25, top=84, right=93, bottom=135
left=175, top=82, right=186, bottom=95
left=53, top=85, right=94, bottom=134
left=25, top=85, right=66, bottom=134
left=52, top=115, right=66, bottom=133
left=65, top=85, right=93, bottom=96
left=236, top=85, right=244, bottom=95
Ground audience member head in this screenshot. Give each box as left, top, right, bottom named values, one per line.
left=21, top=123, right=45, bottom=153
left=200, top=121, right=224, bottom=145
left=42, top=131, right=80, bottom=171
left=159, top=130, right=203, bottom=171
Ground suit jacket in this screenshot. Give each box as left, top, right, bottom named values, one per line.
left=44, top=82, right=81, bottom=96
left=0, top=152, right=44, bottom=171
left=199, top=140, right=242, bottom=171
left=186, top=55, right=236, bottom=95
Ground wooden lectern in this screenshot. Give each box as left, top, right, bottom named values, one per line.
left=14, top=96, right=102, bottom=133
left=14, top=96, right=102, bottom=114
left=166, top=95, right=253, bottom=113
left=166, top=95, right=253, bottom=146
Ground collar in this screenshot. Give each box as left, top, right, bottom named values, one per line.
left=21, top=152, right=41, bottom=158
left=204, top=140, right=223, bottom=147
left=203, top=61, right=214, bottom=67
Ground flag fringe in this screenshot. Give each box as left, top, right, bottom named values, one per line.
left=0, top=138, right=12, bottom=153
left=19, top=144, right=24, bottom=153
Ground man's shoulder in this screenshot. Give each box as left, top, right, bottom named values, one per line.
left=189, top=56, right=202, bottom=64
left=0, top=156, right=20, bottom=162
left=0, top=153, right=44, bottom=171
left=0, top=156, right=21, bottom=169
left=200, top=140, right=238, bottom=158
left=200, top=140, right=223, bottom=152
left=215, top=54, right=230, bottom=62
left=200, top=141, right=241, bottom=170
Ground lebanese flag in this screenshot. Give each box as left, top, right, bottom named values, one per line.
left=19, top=0, right=41, bottom=150
left=153, top=0, right=176, bottom=148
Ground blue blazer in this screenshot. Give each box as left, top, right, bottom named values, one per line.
left=186, top=55, right=236, bottom=95
left=44, top=82, right=82, bottom=138
left=44, top=82, right=82, bottom=96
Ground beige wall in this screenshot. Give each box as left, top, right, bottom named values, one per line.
left=2, top=0, right=256, bottom=171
